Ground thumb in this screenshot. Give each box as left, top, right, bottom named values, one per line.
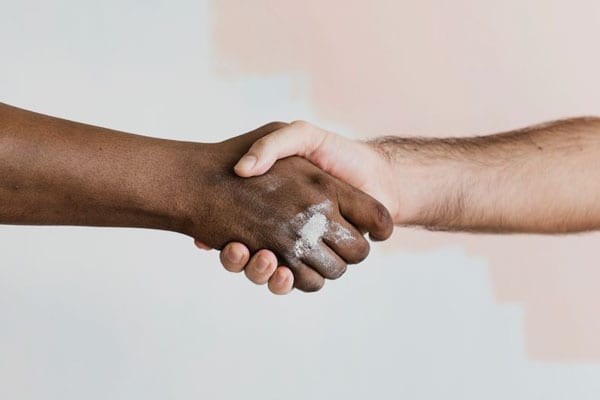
left=234, top=121, right=327, bottom=177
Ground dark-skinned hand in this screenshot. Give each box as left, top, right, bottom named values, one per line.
left=185, top=123, right=393, bottom=292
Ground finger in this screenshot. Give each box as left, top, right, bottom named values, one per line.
left=290, top=260, right=326, bottom=293
left=194, top=239, right=212, bottom=250
left=221, top=121, right=289, bottom=153
left=244, top=249, right=278, bottom=285
left=219, top=242, right=251, bottom=273
left=323, top=218, right=370, bottom=265
left=301, top=242, right=348, bottom=280
left=234, top=120, right=327, bottom=177
left=337, top=183, right=394, bottom=241
left=268, top=267, right=294, bottom=295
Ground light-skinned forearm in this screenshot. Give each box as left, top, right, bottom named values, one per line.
left=371, top=117, right=600, bottom=233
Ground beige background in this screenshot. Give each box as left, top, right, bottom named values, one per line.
left=214, top=0, right=600, bottom=361
left=1, top=0, right=600, bottom=399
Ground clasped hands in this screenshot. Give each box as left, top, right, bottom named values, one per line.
left=4, top=102, right=596, bottom=290
left=194, top=121, right=397, bottom=294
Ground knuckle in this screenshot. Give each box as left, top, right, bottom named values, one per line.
left=306, top=248, right=347, bottom=280
left=261, top=121, right=288, bottom=132
left=290, top=120, right=312, bottom=131
left=300, top=279, right=325, bottom=293
left=326, top=262, right=347, bottom=280
left=309, top=173, right=333, bottom=192
left=350, top=238, right=370, bottom=264
left=295, top=273, right=325, bottom=292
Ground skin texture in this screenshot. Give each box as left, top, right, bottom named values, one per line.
left=210, top=117, right=600, bottom=294
left=0, top=103, right=393, bottom=292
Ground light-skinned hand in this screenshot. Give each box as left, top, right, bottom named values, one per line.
left=197, top=121, right=397, bottom=294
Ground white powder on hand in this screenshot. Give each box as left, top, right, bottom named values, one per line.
left=291, top=200, right=357, bottom=259
left=329, top=221, right=354, bottom=243
left=294, top=212, right=328, bottom=257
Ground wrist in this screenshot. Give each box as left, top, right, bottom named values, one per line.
left=359, top=141, right=404, bottom=223
left=111, top=138, right=212, bottom=236
left=369, top=137, right=473, bottom=228
left=166, top=140, right=249, bottom=242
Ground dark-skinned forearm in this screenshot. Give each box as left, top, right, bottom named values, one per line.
left=0, top=102, right=199, bottom=234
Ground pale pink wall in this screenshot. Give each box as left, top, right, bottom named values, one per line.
left=212, top=0, right=600, bottom=361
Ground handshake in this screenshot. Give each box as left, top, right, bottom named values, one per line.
left=3, top=102, right=596, bottom=292
left=191, top=121, right=397, bottom=294
left=0, top=104, right=400, bottom=295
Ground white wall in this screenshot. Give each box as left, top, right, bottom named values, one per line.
left=2, top=1, right=600, bottom=399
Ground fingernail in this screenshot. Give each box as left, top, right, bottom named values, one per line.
left=255, top=257, right=270, bottom=273
left=275, top=271, right=287, bottom=284
left=235, top=155, right=257, bottom=172
left=227, top=248, right=243, bottom=263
